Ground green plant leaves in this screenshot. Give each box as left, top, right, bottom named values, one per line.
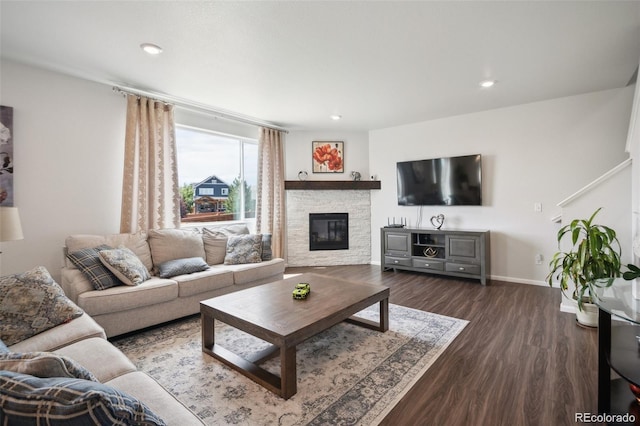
left=546, top=208, right=621, bottom=311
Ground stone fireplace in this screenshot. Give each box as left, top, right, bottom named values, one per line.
left=286, top=189, right=372, bottom=266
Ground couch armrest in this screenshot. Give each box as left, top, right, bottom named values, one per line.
left=60, top=267, right=93, bottom=303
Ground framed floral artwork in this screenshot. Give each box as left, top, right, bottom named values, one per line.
left=312, top=141, right=344, bottom=173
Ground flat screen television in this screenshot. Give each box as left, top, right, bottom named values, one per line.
left=397, top=154, right=482, bottom=206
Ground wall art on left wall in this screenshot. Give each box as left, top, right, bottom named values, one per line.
left=0, top=105, right=14, bottom=206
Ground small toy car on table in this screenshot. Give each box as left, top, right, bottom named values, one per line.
left=292, top=283, right=310, bottom=300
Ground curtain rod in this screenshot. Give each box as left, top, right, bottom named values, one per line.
left=112, top=86, right=289, bottom=134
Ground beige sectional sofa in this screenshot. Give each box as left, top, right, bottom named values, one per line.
left=1, top=224, right=285, bottom=424
left=60, top=224, right=285, bottom=337
left=1, top=267, right=204, bottom=425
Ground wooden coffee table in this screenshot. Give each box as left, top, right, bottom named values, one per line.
left=200, top=273, right=389, bottom=399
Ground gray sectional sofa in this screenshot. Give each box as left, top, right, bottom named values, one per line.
left=60, top=224, right=285, bottom=337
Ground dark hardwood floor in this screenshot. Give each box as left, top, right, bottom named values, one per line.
left=285, top=264, right=598, bottom=426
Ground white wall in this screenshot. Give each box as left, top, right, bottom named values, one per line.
left=1, top=58, right=634, bottom=287
left=0, top=60, right=127, bottom=280
left=284, top=130, right=369, bottom=181
left=370, top=87, right=635, bottom=285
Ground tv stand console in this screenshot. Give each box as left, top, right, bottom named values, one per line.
left=381, top=227, right=489, bottom=285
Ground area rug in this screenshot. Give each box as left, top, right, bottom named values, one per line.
left=111, top=304, right=467, bottom=425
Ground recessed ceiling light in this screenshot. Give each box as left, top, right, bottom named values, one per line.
left=479, top=80, right=496, bottom=88
left=140, top=43, right=163, bottom=55
left=330, top=114, right=342, bottom=121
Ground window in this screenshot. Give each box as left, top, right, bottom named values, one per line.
left=176, top=125, right=258, bottom=226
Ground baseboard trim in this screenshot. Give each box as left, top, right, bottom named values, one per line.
left=369, top=263, right=549, bottom=287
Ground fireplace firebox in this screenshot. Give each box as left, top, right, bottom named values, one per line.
left=309, top=213, right=349, bottom=251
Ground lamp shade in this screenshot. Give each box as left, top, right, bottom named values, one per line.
left=0, top=207, right=24, bottom=241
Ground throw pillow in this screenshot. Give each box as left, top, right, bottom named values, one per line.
left=157, top=257, right=209, bottom=278
left=0, top=371, right=166, bottom=426
left=67, top=244, right=120, bottom=290
left=0, top=339, right=8, bottom=354
left=202, top=223, right=250, bottom=238
left=0, top=266, right=84, bottom=346
left=202, top=230, right=228, bottom=265
left=202, top=224, right=251, bottom=265
left=224, top=234, right=263, bottom=265
left=98, top=247, right=151, bottom=286
left=0, top=352, right=97, bottom=382
left=261, top=233, right=273, bottom=261
left=147, top=228, right=205, bottom=268
left=65, top=232, right=153, bottom=272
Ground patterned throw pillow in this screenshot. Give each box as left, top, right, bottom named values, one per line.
left=157, top=257, right=209, bottom=278
left=0, top=371, right=167, bottom=426
left=0, top=352, right=98, bottom=382
left=67, top=245, right=120, bottom=290
left=98, top=247, right=151, bottom=286
left=224, top=234, right=263, bottom=265
left=202, top=224, right=250, bottom=265
left=0, top=266, right=84, bottom=346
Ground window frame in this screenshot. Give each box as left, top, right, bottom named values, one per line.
left=175, top=124, right=258, bottom=229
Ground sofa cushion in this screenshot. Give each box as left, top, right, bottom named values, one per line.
left=106, top=371, right=203, bottom=426
left=202, top=230, right=228, bottom=265
left=172, top=268, right=235, bottom=298
left=67, top=245, right=120, bottom=290
left=0, top=266, right=84, bottom=346
left=66, top=232, right=153, bottom=271
left=0, top=351, right=98, bottom=382
left=202, top=223, right=250, bottom=238
left=157, top=257, right=209, bottom=278
left=55, top=337, right=137, bottom=384
left=214, top=258, right=285, bottom=285
left=0, top=371, right=166, bottom=426
left=77, top=278, right=178, bottom=316
left=98, top=247, right=151, bottom=286
left=202, top=224, right=250, bottom=265
left=148, top=228, right=205, bottom=268
left=8, top=312, right=106, bottom=354
left=224, top=234, right=263, bottom=265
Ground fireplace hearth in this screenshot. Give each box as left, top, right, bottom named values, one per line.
left=309, top=213, right=349, bottom=251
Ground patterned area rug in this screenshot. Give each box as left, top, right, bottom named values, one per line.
left=111, top=304, right=467, bottom=425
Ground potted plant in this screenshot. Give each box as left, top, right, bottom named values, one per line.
left=546, top=207, right=622, bottom=327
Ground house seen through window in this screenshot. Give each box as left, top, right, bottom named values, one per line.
left=176, top=125, right=258, bottom=227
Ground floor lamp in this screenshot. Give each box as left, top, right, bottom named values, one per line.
left=0, top=207, right=24, bottom=253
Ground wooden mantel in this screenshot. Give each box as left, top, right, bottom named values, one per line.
left=284, top=180, right=381, bottom=190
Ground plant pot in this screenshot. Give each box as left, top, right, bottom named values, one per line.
left=575, top=301, right=599, bottom=328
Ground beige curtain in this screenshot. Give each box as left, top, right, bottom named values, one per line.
left=120, top=95, right=180, bottom=233
left=256, top=127, right=285, bottom=258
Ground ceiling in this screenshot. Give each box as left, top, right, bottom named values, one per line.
left=1, top=1, right=640, bottom=132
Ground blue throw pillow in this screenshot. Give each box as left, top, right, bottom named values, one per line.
left=0, top=339, right=8, bottom=354
left=0, top=371, right=166, bottom=426
left=157, top=257, right=209, bottom=278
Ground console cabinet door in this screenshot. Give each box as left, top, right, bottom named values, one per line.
left=446, top=235, right=481, bottom=263
left=385, top=232, right=410, bottom=256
